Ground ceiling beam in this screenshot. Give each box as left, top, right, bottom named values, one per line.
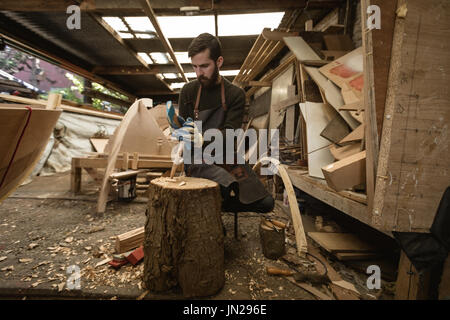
left=87, top=11, right=174, bottom=92
left=82, top=88, right=131, bottom=107
left=0, top=0, right=343, bottom=14
left=92, top=63, right=243, bottom=75
left=139, top=0, right=188, bottom=83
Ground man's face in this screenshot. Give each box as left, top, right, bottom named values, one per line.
left=191, top=48, right=223, bottom=88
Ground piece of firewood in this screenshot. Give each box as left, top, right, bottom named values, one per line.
left=115, top=226, right=145, bottom=254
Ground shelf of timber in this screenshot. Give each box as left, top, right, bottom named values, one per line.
left=71, top=153, right=172, bottom=193
left=282, top=166, right=369, bottom=226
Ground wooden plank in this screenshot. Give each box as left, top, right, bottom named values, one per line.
left=115, top=226, right=145, bottom=254
left=329, top=143, right=361, bottom=161
left=304, top=102, right=337, bottom=153
left=286, top=167, right=372, bottom=229
left=313, top=8, right=339, bottom=32
left=335, top=252, right=380, bottom=261
left=321, top=50, right=349, bottom=60
left=269, top=64, right=294, bottom=130
left=262, top=29, right=298, bottom=41
left=370, top=0, right=398, bottom=141
left=283, top=36, right=321, bottom=62
left=322, top=150, right=366, bottom=192
left=372, top=0, right=450, bottom=232
left=307, top=147, right=335, bottom=179
left=323, top=34, right=355, bottom=51
left=319, top=47, right=364, bottom=91
left=320, top=112, right=351, bottom=144
left=245, top=54, right=296, bottom=100
left=0, top=93, right=123, bottom=120
left=285, top=276, right=334, bottom=300
left=303, top=66, right=359, bottom=130
left=361, top=0, right=379, bottom=226
left=248, top=81, right=272, bottom=87
left=308, top=232, right=375, bottom=253
left=339, top=124, right=364, bottom=144
left=272, top=95, right=300, bottom=112
left=90, top=138, right=109, bottom=153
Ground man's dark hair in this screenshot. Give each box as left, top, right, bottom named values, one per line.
left=188, top=33, right=222, bottom=61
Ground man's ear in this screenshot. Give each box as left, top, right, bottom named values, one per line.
left=216, top=56, right=224, bottom=69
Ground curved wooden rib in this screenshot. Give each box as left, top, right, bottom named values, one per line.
left=97, top=99, right=172, bottom=213
left=253, top=157, right=308, bottom=256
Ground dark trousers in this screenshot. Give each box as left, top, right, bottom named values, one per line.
left=220, top=183, right=274, bottom=213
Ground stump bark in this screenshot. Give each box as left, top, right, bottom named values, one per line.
left=143, top=176, right=224, bottom=297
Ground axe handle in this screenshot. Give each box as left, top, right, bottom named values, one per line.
left=170, top=141, right=184, bottom=179
left=266, top=266, right=294, bottom=276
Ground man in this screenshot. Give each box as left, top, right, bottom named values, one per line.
left=178, top=33, right=274, bottom=214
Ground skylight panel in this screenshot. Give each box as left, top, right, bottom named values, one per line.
left=149, top=52, right=170, bottom=64
left=118, top=32, right=133, bottom=39
left=124, top=16, right=156, bottom=33
left=218, top=12, right=284, bottom=36
left=157, top=73, right=180, bottom=79
left=170, top=82, right=186, bottom=90
left=185, top=72, right=197, bottom=79
left=135, top=33, right=154, bottom=39
left=174, top=52, right=190, bottom=64
left=157, top=16, right=215, bottom=38
left=138, top=52, right=153, bottom=64
left=220, top=70, right=240, bottom=76
left=103, top=17, right=128, bottom=32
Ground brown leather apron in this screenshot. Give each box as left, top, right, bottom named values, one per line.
left=185, top=79, right=269, bottom=204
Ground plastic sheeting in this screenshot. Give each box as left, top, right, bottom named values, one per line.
left=38, top=111, right=120, bottom=176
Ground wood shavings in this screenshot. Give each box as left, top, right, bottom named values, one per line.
left=65, top=236, right=74, bottom=243
left=19, top=258, right=33, bottom=264
left=0, top=256, right=7, bottom=262
left=28, top=243, right=39, bottom=250
left=179, top=181, right=186, bottom=186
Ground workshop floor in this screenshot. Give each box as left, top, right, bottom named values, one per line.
left=0, top=172, right=397, bottom=300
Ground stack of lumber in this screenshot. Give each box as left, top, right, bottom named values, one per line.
left=308, top=232, right=379, bottom=261
left=281, top=35, right=366, bottom=193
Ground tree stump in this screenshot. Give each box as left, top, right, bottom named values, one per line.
left=143, top=176, right=224, bottom=298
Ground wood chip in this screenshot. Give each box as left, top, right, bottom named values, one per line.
left=1, top=265, right=14, bottom=271
left=0, top=256, right=7, bottom=262
left=28, top=243, right=39, bottom=250
left=19, top=258, right=33, bottom=263
left=179, top=181, right=186, bottom=186
left=136, top=290, right=149, bottom=300
left=95, top=257, right=112, bottom=267
left=65, top=237, right=74, bottom=243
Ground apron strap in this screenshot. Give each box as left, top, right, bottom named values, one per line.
left=194, top=77, right=227, bottom=120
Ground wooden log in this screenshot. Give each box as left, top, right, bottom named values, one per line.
left=143, top=177, right=224, bottom=298
left=259, top=219, right=286, bottom=260
left=322, top=151, right=366, bottom=192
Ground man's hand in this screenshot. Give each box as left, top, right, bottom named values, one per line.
left=166, top=101, right=203, bottom=147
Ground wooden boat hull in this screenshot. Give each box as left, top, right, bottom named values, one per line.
left=0, top=104, right=62, bottom=202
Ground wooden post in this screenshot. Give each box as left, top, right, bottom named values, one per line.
left=143, top=177, right=224, bottom=298
left=46, top=93, right=62, bottom=110
left=70, top=158, right=81, bottom=193
left=395, top=251, right=433, bottom=300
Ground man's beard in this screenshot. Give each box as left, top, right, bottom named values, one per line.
left=198, top=65, right=219, bottom=88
